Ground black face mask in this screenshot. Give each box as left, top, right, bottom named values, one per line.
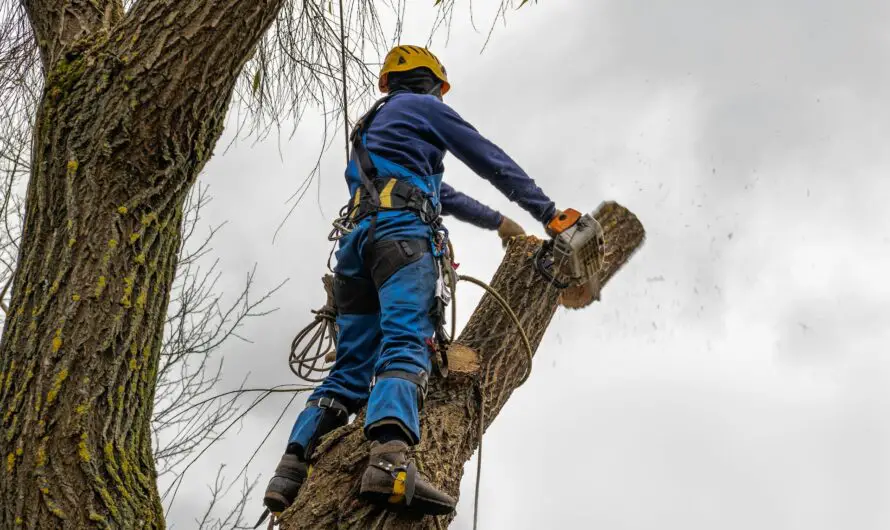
left=387, top=68, right=443, bottom=98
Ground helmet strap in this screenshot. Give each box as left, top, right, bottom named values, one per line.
left=426, top=81, right=444, bottom=100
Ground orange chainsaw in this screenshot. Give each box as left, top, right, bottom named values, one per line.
left=536, top=208, right=605, bottom=308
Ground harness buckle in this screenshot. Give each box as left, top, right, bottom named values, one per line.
left=314, top=396, right=348, bottom=416
left=417, top=196, right=442, bottom=225
left=341, top=180, right=442, bottom=228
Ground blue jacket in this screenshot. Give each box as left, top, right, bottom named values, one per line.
left=356, top=91, right=556, bottom=230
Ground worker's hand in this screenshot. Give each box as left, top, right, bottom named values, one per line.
left=545, top=209, right=564, bottom=238
left=497, top=216, right=525, bottom=248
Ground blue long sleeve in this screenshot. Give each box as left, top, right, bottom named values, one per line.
left=439, top=182, right=503, bottom=230
left=361, top=92, right=557, bottom=228
left=419, top=97, right=557, bottom=225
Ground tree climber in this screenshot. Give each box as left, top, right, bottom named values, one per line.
left=263, top=44, right=560, bottom=517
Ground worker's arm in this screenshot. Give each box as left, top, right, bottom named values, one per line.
left=439, top=182, right=503, bottom=230
left=423, top=97, right=557, bottom=225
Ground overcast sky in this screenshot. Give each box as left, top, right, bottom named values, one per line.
left=163, top=1, right=890, bottom=528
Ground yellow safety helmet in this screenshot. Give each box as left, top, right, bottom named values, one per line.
left=379, top=45, right=450, bottom=95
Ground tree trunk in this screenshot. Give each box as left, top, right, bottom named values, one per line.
left=0, top=1, right=283, bottom=527
left=280, top=201, right=646, bottom=529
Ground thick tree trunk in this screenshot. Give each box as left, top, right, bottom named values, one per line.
left=280, top=202, right=646, bottom=529
left=0, top=1, right=283, bottom=527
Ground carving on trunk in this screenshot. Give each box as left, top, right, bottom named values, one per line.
left=279, top=201, right=645, bottom=529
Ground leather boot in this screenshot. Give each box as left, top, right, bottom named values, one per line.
left=263, top=454, right=308, bottom=515
left=360, top=440, right=456, bottom=515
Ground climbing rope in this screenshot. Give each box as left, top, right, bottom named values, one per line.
left=455, top=268, right=535, bottom=530
left=287, top=262, right=533, bottom=385
left=456, top=273, right=534, bottom=385
left=473, top=381, right=485, bottom=530
left=288, top=305, right=338, bottom=383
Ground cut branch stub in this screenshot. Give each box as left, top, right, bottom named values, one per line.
left=279, top=201, right=645, bottom=530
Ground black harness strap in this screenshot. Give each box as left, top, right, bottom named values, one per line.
left=307, top=396, right=349, bottom=416
left=347, top=91, right=444, bottom=235
left=350, top=95, right=394, bottom=192
left=350, top=94, right=396, bottom=245
left=376, top=369, right=429, bottom=410
left=349, top=178, right=433, bottom=222
left=299, top=395, right=350, bottom=461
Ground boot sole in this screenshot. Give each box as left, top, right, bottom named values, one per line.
left=359, top=487, right=455, bottom=516
left=263, top=491, right=290, bottom=515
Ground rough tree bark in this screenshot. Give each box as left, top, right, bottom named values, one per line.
left=280, top=201, right=646, bottom=529
left=0, top=0, right=284, bottom=527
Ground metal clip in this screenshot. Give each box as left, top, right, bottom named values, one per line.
left=328, top=217, right=355, bottom=241
left=418, top=196, right=442, bottom=225
left=315, top=396, right=347, bottom=416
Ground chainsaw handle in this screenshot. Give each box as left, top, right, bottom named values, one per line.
left=533, top=241, right=571, bottom=289
left=546, top=208, right=582, bottom=235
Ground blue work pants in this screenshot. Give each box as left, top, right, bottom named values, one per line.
left=287, top=210, right=437, bottom=453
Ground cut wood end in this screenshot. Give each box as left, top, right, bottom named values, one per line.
left=446, top=343, right=480, bottom=374
left=558, top=279, right=600, bottom=310
left=557, top=200, right=645, bottom=310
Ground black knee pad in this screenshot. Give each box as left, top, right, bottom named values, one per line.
left=368, top=239, right=428, bottom=288
left=333, top=274, right=379, bottom=314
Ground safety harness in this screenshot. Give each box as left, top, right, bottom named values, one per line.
left=348, top=177, right=441, bottom=225
left=341, top=93, right=443, bottom=240
left=335, top=92, right=453, bottom=388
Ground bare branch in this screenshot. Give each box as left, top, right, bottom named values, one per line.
left=151, top=182, right=288, bottom=479
left=160, top=384, right=310, bottom=511
left=195, top=465, right=260, bottom=530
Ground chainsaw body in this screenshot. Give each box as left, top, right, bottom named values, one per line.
left=540, top=208, right=605, bottom=306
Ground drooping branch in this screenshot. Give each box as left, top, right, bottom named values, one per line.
left=279, top=201, right=646, bottom=529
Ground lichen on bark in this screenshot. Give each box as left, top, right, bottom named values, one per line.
left=1, top=0, right=288, bottom=527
